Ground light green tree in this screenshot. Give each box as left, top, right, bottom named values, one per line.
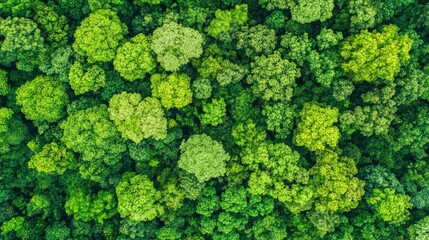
left=206, top=4, right=248, bottom=38
left=68, top=61, right=106, bottom=95
left=150, top=73, right=193, bottom=109
left=408, top=215, right=429, bottom=240
left=309, top=150, right=365, bottom=214
left=151, top=22, right=203, bottom=72
left=134, top=0, right=161, bottom=5
left=16, top=75, right=68, bottom=122
left=367, top=188, right=413, bottom=225
left=73, top=9, right=128, bottom=63
left=114, top=34, right=157, bottom=81
left=65, top=189, right=117, bottom=223
left=179, top=134, right=230, bottom=183
left=108, top=92, right=167, bottom=143
left=192, top=78, right=212, bottom=99
left=116, top=172, right=164, bottom=222
left=341, top=25, right=412, bottom=82
left=28, top=142, right=76, bottom=175
left=290, top=0, right=334, bottom=24
left=294, top=102, right=340, bottom=151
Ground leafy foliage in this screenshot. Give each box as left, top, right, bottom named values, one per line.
left=178, top=134, right=229, bottom=183
left=73, top=9, right=128, bottom=63
left=108, top=92, right=167, bottom=143
left=16, top=75, right=68, bottom=122
left=247, top=51, right=300, bottom=101
left=114, top=34, right=157, bottom=81
left=1, top=1, right=428, bottom=239
left=60, top=105, right=126, bottom=164
left=150, top=73, right=193, bottom=109
left=341, top=25, right=412, bottom=82
left=69, top=61, right=106, bottom=95
left=294, top=102, right=340, bottom=152
left=151, top=22, right=203, bottom=72
left=116, top=173, right=164, bottom=222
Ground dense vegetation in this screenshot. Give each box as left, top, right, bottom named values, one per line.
left=1, top=0, right=429, bottom=239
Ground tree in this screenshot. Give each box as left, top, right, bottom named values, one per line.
left=65, top=188, right=117, bottom=223
left=0, top=108, right=28, bottom=154
left=28, top=142, right=76, bottom=175
left=199, top=98, right=227, bottom=126
left=0, top=70, right=9, bottom=96
left=309, top=150, right=365, bottom=214
left=394, top=106, right=429, bottom=159
left=192, top=78, right=212, bottom=99
left=247, top=51, right=300, bottom=101
left=151, top=21, right=203, bottom=71
left=178, top=134, right=230, bottom=183
left=265, top=11, right=287, bottom=30
left=60, top=105, right=126, bottom=164
left=342, top=0, right=414, bottom=31
left=290, top=0, right=334, bottom=24
left=87, top=0, right=131, bottom=15
left=359, top=165, right=404, bottom=196
left=236, top=25, right=277, bottom=57
left=134, top=0, right=161, bottom=5
left=55, top=0, right=88, bottom=20
left=340, top=85, right=397, bottom=136
left=0, top=17, right=46, bottom=71
left=116, top=172, right=164, bottom=222
left=34, top=5, right=69, bottom=47
left=0, top=0, right=37, bottom=17
left=408, top=216, right=429, bottom=240
left=341, top=25, right=412, bottom=83
left=258, top=0, right=291, bottom=10
left=108, top=92, right=167, bottom=143
left=206, top=4, right=248, bottom=39
left=197, top=56, right=247, bottom=86
left=196, top=186, right=220, bottom=217
left=26, top=194, right=50, bottom=218
left=73, top=9, right=128, bottom=63
left=113, top=33, right=157, bottom=81
left=118, top=219, right=158, bottom=239
left=402, top=160, right=429, bottom=208
left=294, top=102, right=340, bottom=152
left=280, top=32, right=314, bottom=66
left=1, top=216, right=26, bottom=238
left=39, top=46, right=73, bottom=83
left=367, top=188, right=412, bottom=225
left=150, top=73, right=193, bottom=109
left=68, top=61, right=106, bottom=95
left=45, top=222, right=70, bottom=240
left=262, top=101, right=296, bottom=139
left=16, top=75, right=68, bottom=122
left=252, top=214, right=287, bottom=240
left=317, top=28, right=343, bottom=51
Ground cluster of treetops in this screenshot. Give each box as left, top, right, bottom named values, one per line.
left=1, top=0, right=429, bottom=239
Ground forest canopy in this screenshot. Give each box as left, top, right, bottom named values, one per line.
left=1, top=0, right=429, bottom=239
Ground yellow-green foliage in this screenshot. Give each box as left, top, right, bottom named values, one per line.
left=294, top=102, right=340, bottom=152
left=150, top=73, right=193, bottom=109
left=108, top=92, right=167, bottom=143
left=73, top=9, right=128, bottom=63
left=341, top=25, right=412, bottom=82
